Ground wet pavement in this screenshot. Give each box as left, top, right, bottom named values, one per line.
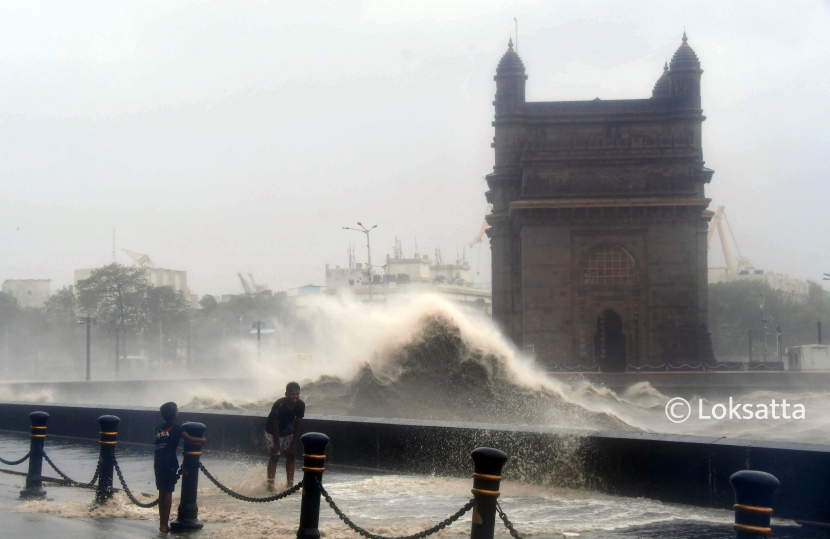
left=0, top=432, right=827, bottom=539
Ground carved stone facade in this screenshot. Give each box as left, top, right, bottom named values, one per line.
left=485, top=35, right=715, bottom=371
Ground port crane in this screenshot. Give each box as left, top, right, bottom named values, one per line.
left=238, top=273, right=254, bottom=294
left=707, top=205, right=754, bottom=275
left=247, top=273, right=268, bottom=292
left=123, top=249, right=155, bottom=268
left=237, top=273, right=268, bottom=294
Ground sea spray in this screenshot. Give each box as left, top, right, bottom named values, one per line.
left=3, top=293, right=830, bottom=443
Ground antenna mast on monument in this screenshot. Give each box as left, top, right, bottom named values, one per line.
left=514, top=18, right=518, bottom=52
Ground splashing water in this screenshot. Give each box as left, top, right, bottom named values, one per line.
left=12, top=456, right=739, bottom=539
left=2, top=293, right=828, bottom=443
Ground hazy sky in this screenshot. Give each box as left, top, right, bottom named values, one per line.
left=2, top=1, right=829, bottom=295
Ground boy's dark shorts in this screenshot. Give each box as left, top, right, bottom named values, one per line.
left=154, top=461, right=179, bottom=492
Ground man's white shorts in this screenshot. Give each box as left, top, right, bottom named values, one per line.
left=265, top=432, right=293, bottom=455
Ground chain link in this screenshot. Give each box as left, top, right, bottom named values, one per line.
left=113, top=458, right=160, bottom=508
left=199, top=462, right=303, bottom=503
left=0, top=452, right=30, bottom=466
left=496, top=502, right=524, bottom=539
left=43, top=451, right=100, bottom=489
left=318, top=477, right=475, bottom=539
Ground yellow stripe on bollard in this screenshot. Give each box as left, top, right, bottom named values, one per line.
left=471, top=488, right=501, bottom=497
left=733, top=524, right=772, bottom=535
left=734, top=504, right=773, bottom=515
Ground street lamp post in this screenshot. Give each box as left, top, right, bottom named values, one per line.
left=343, top=223, right=377, bottom=303
left=760, top=295, right=768, bottom=363
left=113, top=320, right=119, bottom=378
left=776, top=326, right=782, bottom=362
left=252, top=320, right=262, bottom=362
left=188, top=319, right=192, bottom=369
left=78, top=316, right=97, bottom=381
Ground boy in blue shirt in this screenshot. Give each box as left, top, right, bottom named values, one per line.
left=155, top=402, right=206, bottom=533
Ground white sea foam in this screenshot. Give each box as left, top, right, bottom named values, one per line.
left=1, top=293, right=827, bottom=443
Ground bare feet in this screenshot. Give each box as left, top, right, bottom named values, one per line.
left=159, top=525, right=170, bottom=533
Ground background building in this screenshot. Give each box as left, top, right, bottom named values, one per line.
left=326, top=249, right=491, bottom=314
left=429, top=260, right=471, bottom=284
left=387, top=255, right=431, bottom=283
left=486, top=35, right=714, bottom=371
left=325, top=263, right=369, bottom=290
left=74, top=267, right=188, bottom=295
left=708, top=268, right=809, bottom=303
left=1, top=279, right=50, bottom=308
left=286, top=284, right=324, bottom=307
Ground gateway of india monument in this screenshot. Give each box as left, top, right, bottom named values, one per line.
left=485, top=33, right=716, bottom=371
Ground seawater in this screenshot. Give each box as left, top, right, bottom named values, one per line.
left=1, top=294, right=827, bottom=444
left=1, top=432, right=744, bottom=539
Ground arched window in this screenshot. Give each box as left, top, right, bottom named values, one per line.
left=583, top=244, right=638, bottom=285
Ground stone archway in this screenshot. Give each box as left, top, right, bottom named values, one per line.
left=594, top=309, right=626, bottom=372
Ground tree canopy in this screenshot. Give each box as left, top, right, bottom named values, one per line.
left=76, top=263, right=149, bottom=333
left=708, top=280, right=828, bottom=358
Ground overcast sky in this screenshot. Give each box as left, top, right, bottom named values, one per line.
left=2, top=1, right=829, bottom=295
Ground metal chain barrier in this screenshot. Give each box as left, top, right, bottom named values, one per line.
left=0, top=452, right=30, bottom=466
left=43, top=451, right=100, bottom=489
left=199, top=462, right=302, bottom=503
left=496, top=502, right=524, bottom=539
left=318, top=477, right=475, bottom=539
left=113, top=458, right=159, bottom=508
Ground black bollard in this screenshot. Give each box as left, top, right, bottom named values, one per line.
left=96, top=415, right=120, bottom=503
left=19, top=411, right=49, bottom=499
left=470, top=447, right=509, bottom=539
left=296, top=432, right=330, bottom=539
left=171, top=422, right=207, bottom=532
left=730, top=470, right=780, bottom=538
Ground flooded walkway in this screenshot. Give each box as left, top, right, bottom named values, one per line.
left=0, top=432, right=820, bottom=538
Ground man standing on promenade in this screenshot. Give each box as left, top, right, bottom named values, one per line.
left=265, top=382, right=305, bottom=490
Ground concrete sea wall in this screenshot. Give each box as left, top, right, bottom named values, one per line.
left=555, top=371, right=830, bottom=397
left=1, top=401, right=829, bottom=523
left=4, top=371, right=827, bottom=404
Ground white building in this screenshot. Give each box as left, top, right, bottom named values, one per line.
left=325, top=264, right=369, bottom=291
left=386, top=255, right=432, bottom=284
left=785, top=344, right=830, bottom=371
left=341, top=281, right=492, bottom=314
left=708, top=268, right=809, bottom=303
left=286, top=285, right=324, bottom=307
left=75, top=267, right=188, bottom=295
left=325, top=244, right=490, bottom=313
left=430, top=262, right=472, bottom=284
left=2, top=279, right=50, bottom=308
